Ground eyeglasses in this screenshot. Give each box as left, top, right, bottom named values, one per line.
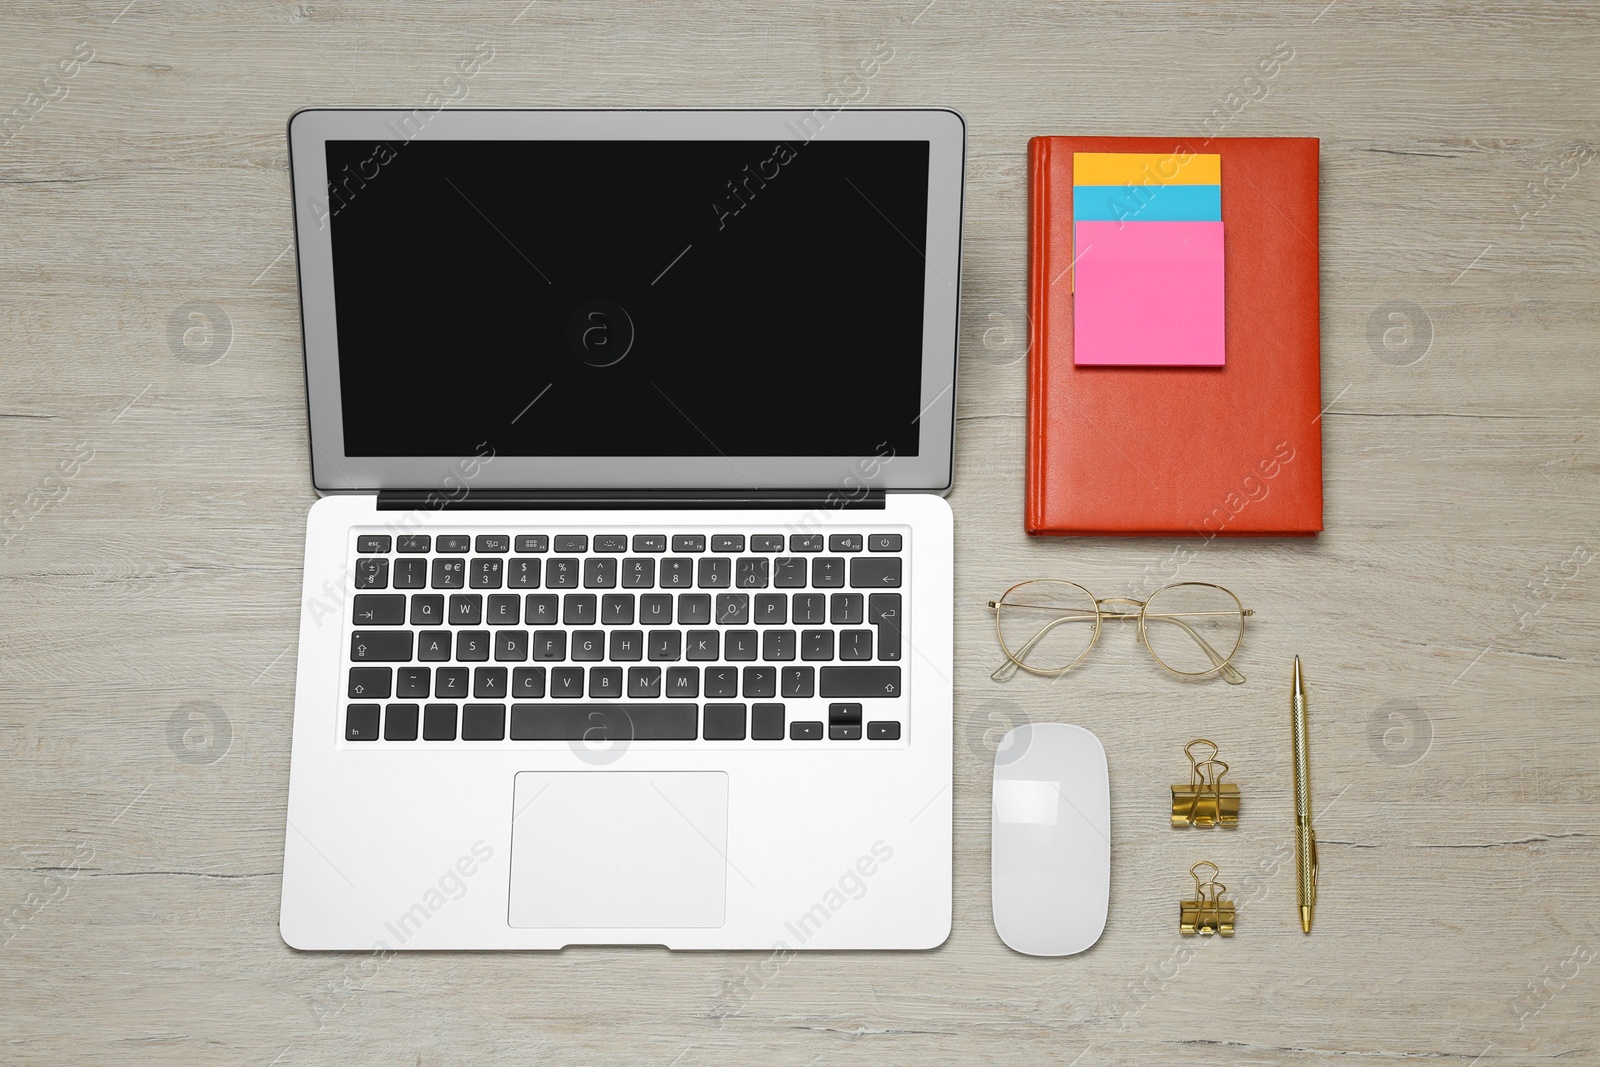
left=987, top=580, right=1253, bottom=684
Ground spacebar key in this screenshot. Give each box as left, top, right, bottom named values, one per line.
left=818, top=666, right=901, bottom=698
left=510, top=704, right=699, bottom=740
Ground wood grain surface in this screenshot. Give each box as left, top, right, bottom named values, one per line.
left=2, top=2, right=1596, bottom=1064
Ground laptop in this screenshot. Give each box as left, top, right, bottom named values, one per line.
left=279, top=108, right=963, bottom=950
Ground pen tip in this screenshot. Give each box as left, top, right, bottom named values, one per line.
left=1300, top=906, right=1312, bottom=933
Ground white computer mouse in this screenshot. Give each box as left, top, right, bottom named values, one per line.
left=991, top=722, right=1110, bottom=956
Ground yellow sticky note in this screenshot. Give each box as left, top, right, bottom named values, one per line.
left=1073, top=152, right=1221, bottom=187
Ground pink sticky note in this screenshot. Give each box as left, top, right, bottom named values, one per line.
left=1073, top=220, right=1225, bottom=366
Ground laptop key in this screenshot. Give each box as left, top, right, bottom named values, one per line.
left=456, top=631, right=490, bottom=661
left=736, top=558, right=768, bottom=588
left=461, top=704, right=505, bottom=741
left=621, top=558, right=655, bottom=588
left=532, top=630, right=566, bottom=661
left=431, top=558, right=465, bottom=589
left=685, top=630, right=719, bottom=660
left=839, top=630, right=873, bottom=660
left=609, top=630, right=643, bottom=661
left=851, top=556, right=902, bottom=588
left=563, top=594, right=597, bottom=625
left=601, top=594, right=635, bottom=625
left=725, top=630, right=758, bottom=660
left=868, top=534, right=902, bottom=552
left=781, top=666, right=814, bottom=698
left=627, top=666, right=662, bottom=698
left=589, top=667, right=623, bottom=698
left=790, top=721, right=823, bottom=741
left=632, top=535, right=666, bottom=553
left=716, top=593, right=749, bottom=626
left=660, top=558, right=694, bottom=588
left=742, top=666, right=777, bottom=698
left=754, top=594, right=787, bottom=625
left=792, top=593, right=826, bottom=624
left=353, top=594, right=405, bottom=626
left=711, top=534, right=743, bottom=552
left=511, top=666, right=545, bottom=698
left=801, top=630, right=834, bottom=661
left=435, top=667, right=469, bottom=699
left=494, top=630, right=528, bottom=662
left=384, top=704, right=420, bottom=741
left=418, top=630, right=452, bottom=660
left=350, top=631, right=411, bottom=662
left=470, top=558, right=503, bottom=589
left=751, top=534, right=785, bottom=552
left=571, top=630, right=604, bottom=661
left=410, top=594, right=444, bottom=626
left=357, top=534, right=391, bottom=553
left=666, top=667, right=699, bottom=697
left=648, top=630, right=682, bottom=661
left=811, top=557, right=845, bottom=588
left=524, top=594, right=558, bottom=625
left=515, top=535, right=548, bottom=553
left=345, top=705, right=380, bottom=741
left=545, top=558, right=579, bottom=588
left=422, top=704, right=457, bottom=741
left=509, top=704, right=698, bottom=741
left=437, top=535, right=472, bottom=553
left=868, top=721, right=901, bottom=740
left=393, top=558, right=427, bottom=588
left=703, top=704, right=746, bottom=740
left=507, top=558, right=541, bottom=588
left=397, top=534, right=431, bottom=553
left=678, top=594, right=711, bottom=625
left=348, top=667, right=391, bottom=699
left=830, top=593, right=864, bottom=625
left=487, top=594, right=520, bottom=625
left=752, top=703, right=785, bottom=740
left=829, top=702, right=863, bottom=740
left=396, top=666, right=430, bottom=698
left=448, top=594, right=482, bottom=626
left=354, top=558, right=389, bottom=589
left=697, top=558, right=730, bottom=588
left=474, top=667, right=508, bottom=699
left=789, top=534, right=823, bottom=552
left=773, top=558, right=807, bottom=588
left=583, top=558, right=617, bottom=588
left=671, top=534, right=705, bottom=553
left=475, top=534, right=509, bottom=554
left=762, top=630, right=795, bottom=661
left=549, top=667, right=584, bottom=698
left=819, top=666, right=901, bottom=698
left=594, top=535, right=627, bottom=553
left=554, top=535, right=588, bottom=553
left=705, top=667, right=738, bottom=698
left=869, top=593, right=902, bottom=661
left=640, top=594, right=673, bottom=624
left=828, top=534, right=863, bottom=553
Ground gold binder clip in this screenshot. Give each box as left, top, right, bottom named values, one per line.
left=1171, top=739, right=1240, bottom=828
left=1179, top=861, right=1236, bottom=937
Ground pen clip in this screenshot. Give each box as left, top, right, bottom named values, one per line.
left=1308, top=828, right=1318, bottom=905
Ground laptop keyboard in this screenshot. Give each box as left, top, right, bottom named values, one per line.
left=340, top=528, right=909, bottom=746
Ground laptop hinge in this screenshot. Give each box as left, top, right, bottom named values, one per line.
left=375, top=489, right=887, bottom=511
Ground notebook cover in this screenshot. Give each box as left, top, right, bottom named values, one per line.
left=1026, top=136, right=1323, bottom=536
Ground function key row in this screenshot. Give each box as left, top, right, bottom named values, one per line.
left=356, top=532, right=902, bottom=555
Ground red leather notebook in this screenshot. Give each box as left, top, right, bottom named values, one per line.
left=1026, top=136, right=1323, bottom=536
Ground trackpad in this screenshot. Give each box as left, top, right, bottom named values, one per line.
left=508, top=771, right=728, bottom=929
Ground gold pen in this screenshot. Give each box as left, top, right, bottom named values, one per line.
left=1291, top=656, right=1317, bottom=933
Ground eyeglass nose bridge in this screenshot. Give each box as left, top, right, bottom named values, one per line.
left=1094, top=596, right=1146, bottom=620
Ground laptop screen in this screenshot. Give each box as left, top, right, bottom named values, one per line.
left=325, top=139, right=931, bottom=459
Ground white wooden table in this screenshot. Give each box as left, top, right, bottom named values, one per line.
left=2, top=2, right=1596, bottom=1063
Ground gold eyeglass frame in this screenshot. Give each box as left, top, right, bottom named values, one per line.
left=986, top=580, right=1254, bottom=684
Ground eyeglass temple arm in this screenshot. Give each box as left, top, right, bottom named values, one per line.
left=989, top=613, right=1098, bottom=682
left=1145, top=614, right=1246, bottom=684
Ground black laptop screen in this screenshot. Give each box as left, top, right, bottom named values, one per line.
left=324, top=139, right=931, bottom=458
